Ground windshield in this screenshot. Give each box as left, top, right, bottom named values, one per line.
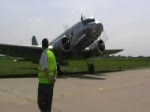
left=86, top=18, right=95, bottom=23
left=82, top=18, right=95, bottom=25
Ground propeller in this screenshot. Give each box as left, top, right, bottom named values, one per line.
left=99, top=31, right=109, bottom=43
left=62, top=37, right=71, bottom=51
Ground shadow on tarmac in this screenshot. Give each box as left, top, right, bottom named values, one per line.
left=58, top=69, right=123, bottom=80
left=0, top=69, right=124, bottom=80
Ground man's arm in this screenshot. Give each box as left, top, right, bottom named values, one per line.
left=43, top=68, right=56, bottom=84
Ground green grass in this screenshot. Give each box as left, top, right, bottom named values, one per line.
left=61, top=58, right=150, bottom=72
left=0, top=57, right=37, bottom=76
left=0, top=56, right=150, bottom=77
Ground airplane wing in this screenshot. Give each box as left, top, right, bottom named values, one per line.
left=0, top=44, right=43, bottom=63
left=82, top=48, right=123, bottom=58
left=101, top=49, right=124, bottom=56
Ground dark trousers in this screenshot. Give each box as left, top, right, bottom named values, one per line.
left=38, top=83, right=54, bottom=112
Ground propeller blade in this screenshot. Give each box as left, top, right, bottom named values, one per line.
left=100, top=31, right=109, bottom=43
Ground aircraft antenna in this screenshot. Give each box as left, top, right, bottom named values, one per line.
left=81, top=13, right=85, bottom=21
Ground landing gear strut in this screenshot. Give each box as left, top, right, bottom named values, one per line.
left=57, top=64, right=61, bottom=75
left=86, top=59, right=95, bottom=74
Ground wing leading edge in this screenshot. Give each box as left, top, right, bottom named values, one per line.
left=82, top=48, right=123, bottom=58
left=0, top=44, right=43, bottom=63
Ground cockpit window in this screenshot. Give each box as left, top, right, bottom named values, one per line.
left=87, top=18, right=95, bottom=23
left=82, top=18, right=95, bottom=25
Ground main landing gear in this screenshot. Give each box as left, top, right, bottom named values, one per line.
left=57, top=64, right=61, bottom=76
left=85, top=59, right=95, bottom=74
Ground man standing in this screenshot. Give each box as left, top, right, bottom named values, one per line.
left=38, top=38, right=57, bottom=112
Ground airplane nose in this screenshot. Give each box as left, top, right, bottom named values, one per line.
left=96, top=23, right=103, bottom=33
left=92, top=23, right=103, bottom=34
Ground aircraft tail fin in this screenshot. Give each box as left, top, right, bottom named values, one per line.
left=32, top=35, right=38, bottom=45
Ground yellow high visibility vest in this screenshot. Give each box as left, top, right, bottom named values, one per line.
left=38, top=49, right=57, bottom=84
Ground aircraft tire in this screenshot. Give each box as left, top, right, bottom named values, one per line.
left=88, top=64, right=95, bottom=74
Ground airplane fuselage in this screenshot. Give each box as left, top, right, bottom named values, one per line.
left=50, top=17, right=103, bottom=57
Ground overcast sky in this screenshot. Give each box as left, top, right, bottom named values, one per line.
left=0, top=0, right=150, bottom=56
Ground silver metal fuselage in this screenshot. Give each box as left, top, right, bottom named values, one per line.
left=50, top=17, right=103, bottom=57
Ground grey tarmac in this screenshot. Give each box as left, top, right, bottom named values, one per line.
left=0, top=68, right=150, bottom=112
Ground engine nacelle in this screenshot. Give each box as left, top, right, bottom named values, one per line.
left=82, top=39, right=105, bottom=58
left=53, top=36, right=71, bottom=61
left=89, top=39, right=105, bottom=53
left=98, top=39, right=105, bottom=52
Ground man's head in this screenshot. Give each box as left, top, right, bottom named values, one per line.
left=42, top=38, right=49, bottom=49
